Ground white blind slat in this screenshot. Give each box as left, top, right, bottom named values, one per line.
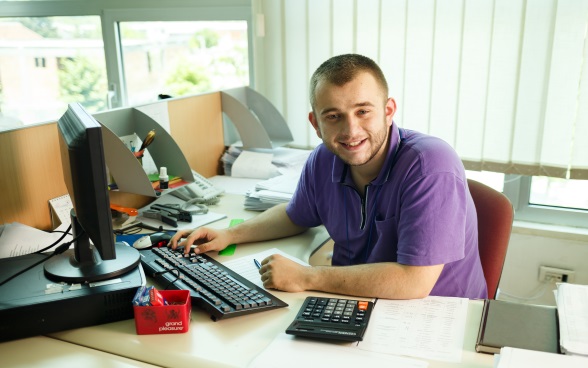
left=512, top=0, right=555, bottom=167
left=332, top=0, right=355, bottom=56
left=379, top=0, right=408, bottom=124
left=402, top=0, right=435, bottom=134
left=455, top=0, right=494, bottom=161
left=483, top=0, right=524, bottom=165
left=542, top=0, right=588, bottom=170
left=428, top=0, right=464, bottom=146
left=355, top=0, right=381, bottom=60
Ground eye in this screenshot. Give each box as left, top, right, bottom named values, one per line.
left=325, top=113, right=339, bottom=121
left=357, top=109, right=370, bottom=116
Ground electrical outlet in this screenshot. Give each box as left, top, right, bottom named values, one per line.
left=538, top=266, right=575, bottom=283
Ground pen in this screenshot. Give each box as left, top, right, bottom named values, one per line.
left=254, top=259, right=262, bottom=270
left=138, top=129, right=156, bottom=152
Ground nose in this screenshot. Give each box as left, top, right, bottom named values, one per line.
left=340, top=114, right=362, bottom=136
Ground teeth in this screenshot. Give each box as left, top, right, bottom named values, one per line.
left=346, top=141, right=361, bottom=147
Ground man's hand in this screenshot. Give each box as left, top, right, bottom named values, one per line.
left=258, top=254, right=312, bottom=292
left=168, top=227, right=231, bottom=255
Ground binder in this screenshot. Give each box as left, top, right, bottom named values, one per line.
left=475, top=299, right=559, bottom=354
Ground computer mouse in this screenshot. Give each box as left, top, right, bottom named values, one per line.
left=132, top=232, right=173, bottom=249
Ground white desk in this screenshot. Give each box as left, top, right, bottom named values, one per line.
left=0, top=336, right=160, bottom=367
left=42, top=194, right=494, bottom=367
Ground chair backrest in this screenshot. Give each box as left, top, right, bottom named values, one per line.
left=467, top=179, right=514, bottom=299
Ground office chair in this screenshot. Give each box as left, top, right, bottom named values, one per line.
left=467, top=179, right=514, bottom=299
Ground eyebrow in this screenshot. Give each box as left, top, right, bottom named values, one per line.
left=319, top=101, right=375, bottom=116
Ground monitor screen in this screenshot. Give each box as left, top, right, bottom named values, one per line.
left=44, top=103, right=140, bottom=283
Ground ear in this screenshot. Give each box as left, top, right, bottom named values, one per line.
left=308, top=111, right=322, bottom=139
left=385, top=98, right=396, bottom=127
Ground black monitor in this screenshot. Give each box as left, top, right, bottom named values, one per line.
left=44, top=103, right=140, bottom=283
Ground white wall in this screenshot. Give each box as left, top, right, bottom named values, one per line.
left=498, top=225, right=588, bottom=306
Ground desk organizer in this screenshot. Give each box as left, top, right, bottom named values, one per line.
left=133, top=290, right=191, bottom=335
left=95, top=106, right=194, bottom=197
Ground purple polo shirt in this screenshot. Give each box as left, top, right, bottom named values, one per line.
left=286, top=123, right=487, bottom=299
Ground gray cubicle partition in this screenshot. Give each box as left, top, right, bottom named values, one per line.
left=221, top=87, right=293, bottom=149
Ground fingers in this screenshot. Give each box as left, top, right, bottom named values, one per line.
left=168, top=229, right=193, bottom=249
left=167, top=227, right=223, bottom=255
left=257, top=254, right=286, bottom=290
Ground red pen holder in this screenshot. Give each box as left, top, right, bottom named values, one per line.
left=133, top=290, right=191, bottom=335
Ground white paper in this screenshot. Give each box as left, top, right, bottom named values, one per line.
left=356, top=296, right=468, bottom=362
left=232, top=150, right=275, bottom=179
left=222, top=248, right=309, bottom=288
left=136, top=193, right=226, bottom=230
left=497, top=347, right=588, bottom=368
left=556, top=283, right=588, bottom=356
left=208, top=175, right=259, bottom=195
left=248, top=333, right=428, bottom=368
left=136, top=101, right=171, bottom=132
left=0, top=222, right=72, bottom=258
left=48, top=194, right=73, bottom=227
left=255, top=172, right=299, bottom=194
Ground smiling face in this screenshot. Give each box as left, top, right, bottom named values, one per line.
left=309, top=71, right=396, bottom=174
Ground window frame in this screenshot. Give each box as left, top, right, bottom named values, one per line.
left=503, top=174, right=588, bottom=228
left=101, top=5, right=253, bottom=108
left=0, top=0, right=254, bottom=110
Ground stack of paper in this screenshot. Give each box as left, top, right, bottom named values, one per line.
left=244, top=173, right=300, bottom=211
left=556, top=283, right=588, bottom=356
left=221, top=144, right=311, bottom=178
left=0, top=222, right=72, bottom=258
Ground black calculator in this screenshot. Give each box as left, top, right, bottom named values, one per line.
left=285, top=296, right=374, bottom=342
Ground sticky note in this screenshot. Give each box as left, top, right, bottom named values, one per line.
left=218, top=219, right=244, bottom=256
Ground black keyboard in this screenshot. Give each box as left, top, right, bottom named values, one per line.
left=139, top=247, right=288, bottom=321
left=285, top=296, right=374, bottom=341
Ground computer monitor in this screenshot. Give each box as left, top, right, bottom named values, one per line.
left=44, top=103, right=140, bottom=283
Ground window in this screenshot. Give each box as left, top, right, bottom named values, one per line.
left=0, top=17, right=107, bottom=126
left=34, top=57, right=46, bottom=68
left=530, top=177, right=588, bottom=211
left=118, top=21, right=249, bottom=106
left=466, top=171, right=505, bottom=193
left=502, top=175, right=588, bottom=228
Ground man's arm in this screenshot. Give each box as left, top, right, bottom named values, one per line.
left=259, top=255, right=444, bottom=299
left=169, top=203, right=308, bottom=254
left=226, top=203, right=307, bottom=244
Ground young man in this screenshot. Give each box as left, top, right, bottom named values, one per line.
left=169, top=54, right=487, bottom=300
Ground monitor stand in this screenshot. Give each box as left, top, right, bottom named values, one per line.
left=44, top=213, right=141, bottom=283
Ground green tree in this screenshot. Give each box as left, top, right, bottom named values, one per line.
left=165, top=58, right=211, bottom=96
left=190, top=29, right=219, bottom=49
left=58, top=56, right=107, bottom=112
left=18, top=18, right=59, bottom=38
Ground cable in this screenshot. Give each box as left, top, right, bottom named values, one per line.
left=0, top=229, right=83, bottom=287
left=153, top=268, right=180, bottom=290
left=34, top=224, right=72, bottom=254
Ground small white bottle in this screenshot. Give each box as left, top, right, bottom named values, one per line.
left=159, top=166, right=169, bottom=189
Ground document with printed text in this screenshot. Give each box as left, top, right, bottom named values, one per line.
left=356, top=296, right=468, bottom=362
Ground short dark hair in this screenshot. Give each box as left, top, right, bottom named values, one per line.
left=309, top=54, right=389, bottom=109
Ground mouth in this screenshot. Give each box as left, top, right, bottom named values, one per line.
left=340, top=139, right=366, bottom=150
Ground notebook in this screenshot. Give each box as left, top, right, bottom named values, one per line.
left=475, top=299, right=559, bottom=354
